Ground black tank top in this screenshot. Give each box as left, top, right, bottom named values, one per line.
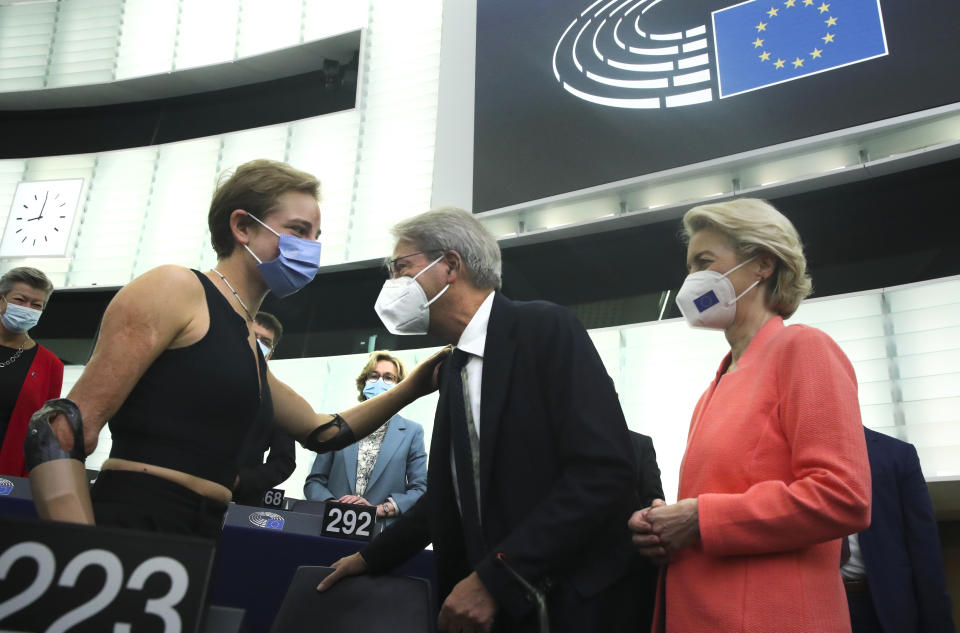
left=108, top=270, right=274, bottom=489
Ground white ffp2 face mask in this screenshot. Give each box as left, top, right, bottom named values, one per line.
left=675, top=257, right=759, bottom=329
left=374, top=255, right=450, bottom=335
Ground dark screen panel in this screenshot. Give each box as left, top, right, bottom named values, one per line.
left=0, top=64, right=357, bottom=159
left=473, top=0, right=960, bottom=211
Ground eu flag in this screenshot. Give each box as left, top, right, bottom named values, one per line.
left=712, top=0, right=888, bottom=98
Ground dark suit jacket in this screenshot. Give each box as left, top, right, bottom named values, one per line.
left=627, top=431, right=664, bottom=632
left=859, top=427, right=955, bottom=633
left=233, top=425, right=296, bottom=506
left=628, top=431, right=664, bottom=509
left=362, top=293, right=638, bottom=626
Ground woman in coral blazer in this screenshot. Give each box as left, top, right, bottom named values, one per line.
left=0, top=267, right=63, bottom=477
left=630, top=199, right=871, bottom=633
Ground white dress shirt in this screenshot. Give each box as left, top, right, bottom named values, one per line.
left=840, top=533, right=867, bottom=580
left=450, top=291, right=495, bottom=514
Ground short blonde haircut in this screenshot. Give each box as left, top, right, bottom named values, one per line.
left=355, top=351, right=407, bottom=401
left=682, top=198, right=812, bottom=318
left=208, top=159, right=320, bottom=258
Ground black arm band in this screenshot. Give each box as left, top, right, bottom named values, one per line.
left=24, top=398, right=86, bottom=470
left=302, top=414, right=356, bottom=453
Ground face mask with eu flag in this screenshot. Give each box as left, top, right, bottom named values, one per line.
left=675, top=257, right=758, bottom=330
left=243, top=212, right=322, bottom=298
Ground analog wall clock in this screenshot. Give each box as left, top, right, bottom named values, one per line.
left=0, top=179, right=83, bottom=258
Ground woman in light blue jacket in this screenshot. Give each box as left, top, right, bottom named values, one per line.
left=304, top=351, right=427, bottom=524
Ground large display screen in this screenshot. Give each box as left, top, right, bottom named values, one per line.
left=473, top=0, right=960, bottom=212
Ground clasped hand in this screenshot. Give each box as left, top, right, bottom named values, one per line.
left=628, top=498, right=700, bottom=564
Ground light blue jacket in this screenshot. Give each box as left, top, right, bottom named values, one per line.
left=303, top=414, right=427, bottom=515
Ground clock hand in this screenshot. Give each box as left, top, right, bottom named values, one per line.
left=24, top=192, right=49, bottom=221
left=37, top=191, right=49, bottom=220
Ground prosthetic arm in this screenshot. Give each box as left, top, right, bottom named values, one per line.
left=302, top=414, right=357, bottom=453
left=24, top=398, right=95, bottom=525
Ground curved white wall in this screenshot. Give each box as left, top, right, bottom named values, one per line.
left=0, top=0, right=444, bottom=287
left=0, top=0, right=366, bottom=90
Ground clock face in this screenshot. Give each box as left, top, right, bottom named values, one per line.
left=0, top=179, right=83, bottom=258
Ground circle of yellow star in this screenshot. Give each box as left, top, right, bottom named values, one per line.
left=810, top=47, right=823, bottom=58
left=792, top=57, right=805, bottom=68
left=756, top=21, right=768, bottom=31
left=803, top=0, right=814, bottom=5
left=759, top=51, right=771, bottom=61
left=823, top=32, right=836, bottom=43
left=825, top=16, right=838, bottom=26
left=818, top=2, right=831, bottom=13
left=753, top=37, right=765, bottom=47
left=767, top=7, right=779, bottom=17
left=774, top=58, right=785, bottom=69
left=784, top=0, right=796, bottom=6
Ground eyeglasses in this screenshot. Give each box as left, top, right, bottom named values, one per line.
left=366, top=371, right=398, bottom=385
left=385, top=249, right=444, bottom=277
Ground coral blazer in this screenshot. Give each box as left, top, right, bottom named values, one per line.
left=661, top=317, right=871, bottom=633
left=0, top=344, right=63, bottom=477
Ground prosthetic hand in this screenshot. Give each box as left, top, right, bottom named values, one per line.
left=303, top=414, right=356, bottom=453
left=24, top=398, right=95, bottom=525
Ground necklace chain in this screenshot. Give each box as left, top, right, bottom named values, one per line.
left=0, top=339, right=26, bottom=368
left=212, top=269, right=254, bottom=321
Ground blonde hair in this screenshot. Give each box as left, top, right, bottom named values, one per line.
left=355, top=351, right=407, bottom=401
left=208, top=159, right=320, bottom=258
left=682, top=198, right=812, bottom=317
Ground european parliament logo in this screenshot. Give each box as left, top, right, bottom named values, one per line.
left=248, top=510, right=285, bottom=531
left=552, top=0, right=888, bottom=108
left=0, top=478, right=13, bottom=496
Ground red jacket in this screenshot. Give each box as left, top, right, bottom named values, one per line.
left=0, top=344, right=63, bottom=477
left=659, top=317, right=871, bottom=633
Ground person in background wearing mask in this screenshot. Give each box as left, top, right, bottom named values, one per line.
left=304, top=351, right=427, bottom=525
left=0, top=267, right=63, bottom=477
left=319, top=208, right=641, bottom=633
left=232, top=311, right=297, bottom=506
left=40, top=159, right=446, bottom=538
left=629, top=198, right=871, bottom=633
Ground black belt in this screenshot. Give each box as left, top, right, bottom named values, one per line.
left=843, top=577, right=869, bottom=593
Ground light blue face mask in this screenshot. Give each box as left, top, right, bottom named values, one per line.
left=1, top=297, right=41, bottom=333
left=362, top=378, right=394, bottom=400
left=243, top=213, right=322, bottom=298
